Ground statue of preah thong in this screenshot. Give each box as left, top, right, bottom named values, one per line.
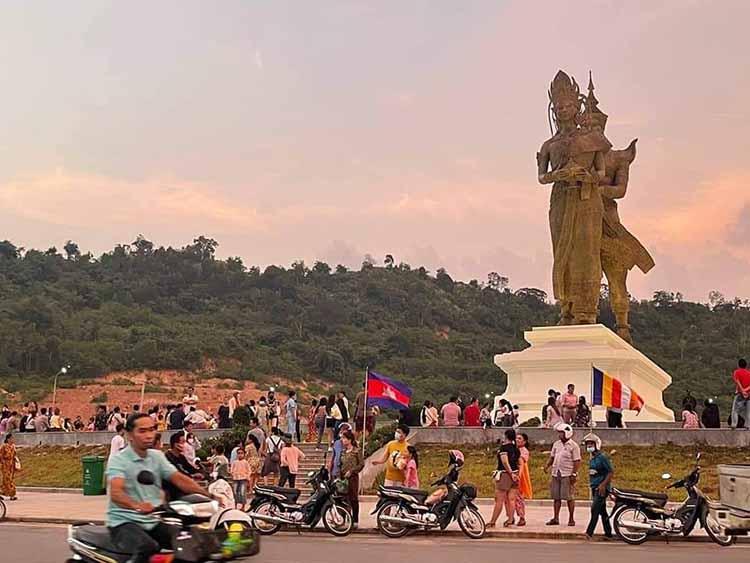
left=537, top=70, right=654, bottom=342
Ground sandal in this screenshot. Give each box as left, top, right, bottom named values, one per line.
left=546, top=519, right=560, bottom=526
left=503, top=520, right=513, bottom=528
left=487, top=522, right=496, bottom=528
left=568, top=520, right=576, bottom=527
left=517, top=519, right=526, bottom=527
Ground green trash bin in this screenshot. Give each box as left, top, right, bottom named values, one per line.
left=82, top=455, right=106, bottom=496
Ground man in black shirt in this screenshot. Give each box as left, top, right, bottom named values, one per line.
left=163, top=432, right=202, bottom=500
left=169, top=403, right=186, bottom=430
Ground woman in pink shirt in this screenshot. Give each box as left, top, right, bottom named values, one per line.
left=403, top=446, right=420, bottom=489
left=441, top=397, right=462, bottom=427
left=279, top=436, right=306, bottom=488
left=682, top=406, right=700, bottom=429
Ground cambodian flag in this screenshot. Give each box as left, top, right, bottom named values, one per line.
left=592, top=366, right=644, bottom=412
left=366, top=370, right=412, bottom=411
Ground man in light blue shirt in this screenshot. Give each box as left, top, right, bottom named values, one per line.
left=107, top=413, right=209, bottom=563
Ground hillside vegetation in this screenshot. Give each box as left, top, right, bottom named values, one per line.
left=0, top=237, right=748, bottom=413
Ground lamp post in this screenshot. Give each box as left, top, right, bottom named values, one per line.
left=52, top=365, right=70, bottom=408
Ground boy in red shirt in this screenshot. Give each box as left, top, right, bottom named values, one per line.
left=731, top=358, right=750, bottom=429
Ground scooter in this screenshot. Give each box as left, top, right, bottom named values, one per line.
left=246, top=465, right=353, bottom=536
left=611, top=453, right=734, bottom=546
left=67, top=471, right=259, bottom=563
left=373, top=450, right=485, bottom=539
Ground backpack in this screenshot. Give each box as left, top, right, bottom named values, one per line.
left=268, top=436, right=282, bottom=464
left=420, top=407, right=428, bottom=425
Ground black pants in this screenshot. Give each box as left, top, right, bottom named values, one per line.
left=586, top=492, right=612, bottom=537
left=607, top=410, right=623, bottom=428
left=295, top=419, right=301, bottom=443
left=348, top=473, right=360, bottom=524
left=279, top=467, right=296, bottom=488
left=109, top=522, right=173, bottom=563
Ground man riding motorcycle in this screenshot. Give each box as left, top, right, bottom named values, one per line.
left=106, top=413, right=212, bottom=563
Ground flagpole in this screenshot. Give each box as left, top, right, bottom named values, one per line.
left=362, top=367, right=369, bottom=459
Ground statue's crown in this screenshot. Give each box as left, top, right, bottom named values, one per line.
left=580, top=71, right=608, bottom=130
left=548, top=70, right=581, bottom=106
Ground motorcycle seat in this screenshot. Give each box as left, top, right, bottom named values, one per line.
left=613, top=488, right=669, bottom=503
left=381, top=485, right=429, bottom=502
left=255, top=485, right=301, bottom=501
left=74, top=525, right=132, bottom=554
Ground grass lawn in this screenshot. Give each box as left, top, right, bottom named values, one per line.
left=398, top=443, right=750, bottom=501
left=16, top=445, right=108, bottom=488
left=12, top=443, right=750, bottom=501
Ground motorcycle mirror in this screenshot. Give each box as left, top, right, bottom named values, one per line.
left=137, top=470, right=156, bottom=485
left=661, top=473, right=672, bottom=480
left=308, top=471, right=315, bottom=477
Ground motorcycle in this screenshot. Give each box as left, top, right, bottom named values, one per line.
left=246, top=465, right=354, bottom=536
left=611, top=453, right=734, bottom=546
left=373, top=450, right=485, bottom=539
left=67, top=471, right=259, bottom=563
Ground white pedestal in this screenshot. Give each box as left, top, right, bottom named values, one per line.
left=494, top=324, right=675, bottom=424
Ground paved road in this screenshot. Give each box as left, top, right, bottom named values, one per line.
left=2, top=523, right=749, bottom=562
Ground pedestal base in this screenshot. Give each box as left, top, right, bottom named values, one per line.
left=494, top=324, right=674, bottom=424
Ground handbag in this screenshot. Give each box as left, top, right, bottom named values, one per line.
left=14, top=456, right=22, bottom=471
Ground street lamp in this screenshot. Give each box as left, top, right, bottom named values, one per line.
left=484, top=393, right=491, bottom=400
left=52, top=365, right=71, bottom=407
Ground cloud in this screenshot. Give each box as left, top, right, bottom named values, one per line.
left=0, top=170, right=268, bottom=232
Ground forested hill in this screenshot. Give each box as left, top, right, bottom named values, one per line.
left=0, top=236, right=747, bottom=414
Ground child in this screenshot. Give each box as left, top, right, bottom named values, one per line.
left=230, top=448, right=251, bottom=508
left=209, top=445, right=230, bottom=477
left=279, top=435, right=305, bottom=488
left=403, top=445, right=420, bottom=489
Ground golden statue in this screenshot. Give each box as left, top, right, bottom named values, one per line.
left=537, top=70, right=611, bottom=325
left=537, top=70, right=654, bottom=341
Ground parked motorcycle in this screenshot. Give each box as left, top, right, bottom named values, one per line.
left=611, top=453, right=734, bottom=546
left=373, top=450, right=485, bottom=539
left=67, top=471, right=259, bottom=563
left=247, top=465, right=353, bottom=536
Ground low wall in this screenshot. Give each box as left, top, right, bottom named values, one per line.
left=407, top=427, right=750, bottom=447
left=5, top=429, right=228, bottom=447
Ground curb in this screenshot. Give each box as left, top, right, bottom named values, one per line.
left=3, top=516, right=744, bottom=543
left=17, top=486, right=84, bottom=494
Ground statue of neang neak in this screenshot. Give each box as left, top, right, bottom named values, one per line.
left=537, top=70, right=654, bottom=342
left=537, top=70, right=610, bottom=326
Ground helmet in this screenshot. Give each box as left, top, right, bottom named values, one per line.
left=554, top=422, right=574, bottom=440
left=448, top=449, right=465, bottom=467
left=582, top=432, right=601, bottom=451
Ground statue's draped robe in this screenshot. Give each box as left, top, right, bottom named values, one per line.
left=541, top=129, right=611, bottom=317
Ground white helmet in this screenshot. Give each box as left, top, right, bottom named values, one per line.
left=554, top=422, right=574, bottom=440
left=583, top=432, right=602, bottom=451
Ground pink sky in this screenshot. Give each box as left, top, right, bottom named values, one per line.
left=1, top=1, right=748, bottom=301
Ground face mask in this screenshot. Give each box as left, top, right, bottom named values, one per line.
left=586, top=445, right=596, bottom=453
left=187, top=439, right=194, bottom=445
left=394, top=432, right=403, bottom=440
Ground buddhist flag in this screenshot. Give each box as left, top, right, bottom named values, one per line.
left=366, top=370, right=412, bottom=411
left=592, top=367, right=644, bottom=412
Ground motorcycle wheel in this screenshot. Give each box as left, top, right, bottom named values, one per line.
left=376, top=502, right=411, bottom=538
left=703, top=512, right=736, bottom=546
left=250, top=500, right=283, bottom=535
left=457, top=506, right=486, bottom=539
left=0, top=500, right=6, bottom=521
left=613, top=506, right=651, bottom=545
left=322, top=504, right=354, bottom=537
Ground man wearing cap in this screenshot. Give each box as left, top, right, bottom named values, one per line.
left=544, top=423, right=581, bottom=526
left=584, top=433, right=613, bottom=539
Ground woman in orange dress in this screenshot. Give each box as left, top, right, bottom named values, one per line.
left=515, top=432, right=533, bottom=526
left=306, top=399, right=319, bottom=442
left=0, top=434, right=18, bottom=500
